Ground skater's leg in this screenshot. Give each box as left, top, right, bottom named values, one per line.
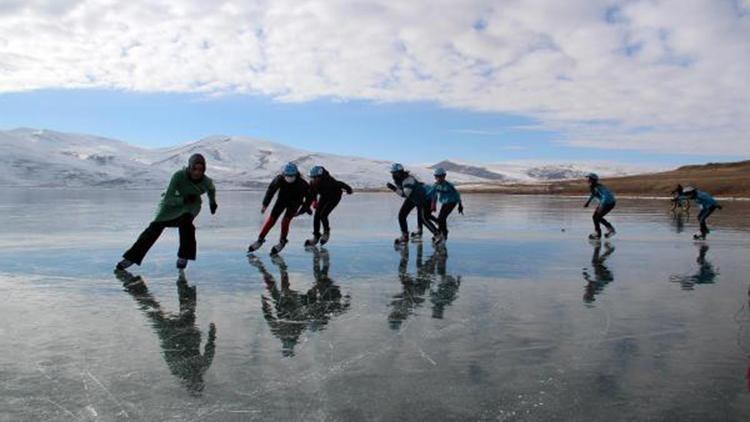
left=698, top=206, right=716, bottom=236
left=176, top=214, right=197, bottom=260
left=398, top=200, right=416, bottom=235
left=592, top=211, right=603, bottom=237
left=123, top=220, right=167, bottom=265
left=258, top=201, right=286, bottom=240
left=319, top=195, right=341, bottom=233
left=280, top=204, right=300, bottom=241
left=419, top=203, right=439, bottom=235
left=598, top=202, right=615, bottom=232
left=313, top=208, right=322, bottom=238
left=437, top=202, right=457, bottom=237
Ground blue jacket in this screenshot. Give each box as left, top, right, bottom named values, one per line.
left=693, top=190, right=717, bottom=209
left=429, top=181, right=461, bottom=205
left=587, top=184, right=616, bottom=206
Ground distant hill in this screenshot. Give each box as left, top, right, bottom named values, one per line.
left=0, top=128, right=653, bottom=189
left=463, top=160, right=750, bottom=198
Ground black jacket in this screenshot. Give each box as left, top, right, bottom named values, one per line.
left=310, top=171, right=353, bottom=201
left=262, top=174, right=312, bottom=208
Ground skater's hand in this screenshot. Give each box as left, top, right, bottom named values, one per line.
left=210, top=202, right=218, bottom=215
left=458, top=204, right=464, bottom=215
left=386, top=182, right=397, bottom=192
left=346, top=187, right=353, bottom=195
left=261, top=206, right=267, bottom=213
left=583, top=203, right=589, bottom=208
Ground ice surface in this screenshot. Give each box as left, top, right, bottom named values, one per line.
left=1, top=189, right=750, bottom=420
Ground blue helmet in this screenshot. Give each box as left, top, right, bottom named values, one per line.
left=282, top=162, right=298, bottom=176
left=585, top=173, right=599, bottom=182
left=309, top=165, right=324, bottom=177
left=433, top=167, right=447, bottom=177
left=390, top=163, right=404, bottom=173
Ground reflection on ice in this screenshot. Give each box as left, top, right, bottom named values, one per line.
left=388, top=243, right=461, bottom=328
left=248, top=248, right=351, bottom=357
left=114, top=269, right=216, bottom=394
left=669, top=244, right=719, bottom=290
left=582, top=241, right=615, bottom=304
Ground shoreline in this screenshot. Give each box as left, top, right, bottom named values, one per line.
left=2, top=185, right=748, bottom=200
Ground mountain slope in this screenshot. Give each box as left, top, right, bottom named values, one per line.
left=0, top=128, right=662, bottom=189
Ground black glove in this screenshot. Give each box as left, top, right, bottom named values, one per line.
left=210, top=202, right=218, bottom=215
left=458, top=204, right=464, bottom=215
left=183, top=194, right=199, bottom=204
left=346, top=187, right=353, bottom=195
left=386, top=182, right=397, bottom=192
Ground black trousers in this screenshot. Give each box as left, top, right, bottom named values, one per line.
left=399, top=199, right=437, bottom=235
left=314, top=194, right=342, bottom=236
left=698, top=205, right=718, bottom=235
left=124, top=214, right=196, bottom=265
left=437, top=202, right=457, bottom=238
left=592, top=202, right=616, bottom=235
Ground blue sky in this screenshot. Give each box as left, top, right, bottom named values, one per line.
left=0, top=89, right=742, bottom=167
left=0, top=1, right=748, bottom=166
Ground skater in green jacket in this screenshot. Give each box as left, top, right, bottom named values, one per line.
left=116, top=154, right=218, bottom=270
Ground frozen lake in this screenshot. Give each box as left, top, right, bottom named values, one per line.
left=1, top=188, right=750, bottom=421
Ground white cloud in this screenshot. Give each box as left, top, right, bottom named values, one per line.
left=0, top=0, right=748, bottom=155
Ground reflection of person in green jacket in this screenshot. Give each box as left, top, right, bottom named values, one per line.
left=115, top=269, right=216, bottom=395
left=117, top=154, right=218, bottom=270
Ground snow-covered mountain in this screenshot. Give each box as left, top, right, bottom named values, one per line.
left=0, top=128, right=658, bottom=189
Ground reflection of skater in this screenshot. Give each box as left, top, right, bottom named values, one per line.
left=248, top=252, right=350, bottom=357
left=304, top=166, right=353, bottom=247
left=681, top=187, right=722, bottom=240
left=429, top=249, right=461, bottom=319
left=669, top=244, right=718, bottom=290
left=670, top=210, right=688, bottom=234
left=429, top=168, right=464, bottom=246
left=114, top=270, right=216, bottom=394
left=117, top=154, right=218, bottom=270
left=247, top=163, right=312, bottom=255
left=388, top=243, right=461, bottom=327
left=388, top=244, right=428, bottom=329
left=387, top=163, right=438, bottom=245
left=584, top=173, right=616, bottom=240
left=582, top=242, right=615, bottom=303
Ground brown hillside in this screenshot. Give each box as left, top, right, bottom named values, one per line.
left=460, top=160, right=750, bottom=197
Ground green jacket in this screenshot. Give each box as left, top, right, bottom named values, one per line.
left=154, top=169, right=216, bottom=222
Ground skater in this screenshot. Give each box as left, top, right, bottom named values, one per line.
left=304, top=166, right=353, bottom=247
left=682, top=187, right=722, bottom=240
left=247, top=162, right=312, bottom=255
left=584, top=173, right=616, bottom=240
left=116, top=154, right=218, bottom=270
left=429, top=168, right=464, bottom=246
left=386, top=163, right=439, bottom=245
left=670, top=184, right=690, bottom=212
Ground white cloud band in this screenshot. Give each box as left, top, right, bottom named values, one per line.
left=1, top=0, right=748, bottom=154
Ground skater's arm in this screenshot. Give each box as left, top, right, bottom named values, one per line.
left=338, top=180, right=353, bottom=194
left=262, top=176, right=281, bottom=208
left=206, top=179, right=218, bottom=214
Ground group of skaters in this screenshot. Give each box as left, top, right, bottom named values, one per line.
left=114, top=154, right=723, bottom=271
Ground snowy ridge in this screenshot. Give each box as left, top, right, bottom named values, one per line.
left=0, top=128, right=657, bottom=189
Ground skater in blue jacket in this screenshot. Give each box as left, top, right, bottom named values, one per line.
left=584, top=173, right=616, bottom=240
left=387, top=163, right=439, bottom=245
left=681, top=187, right=722, bottom=240
left=429, top=168, right=463, bottom=246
